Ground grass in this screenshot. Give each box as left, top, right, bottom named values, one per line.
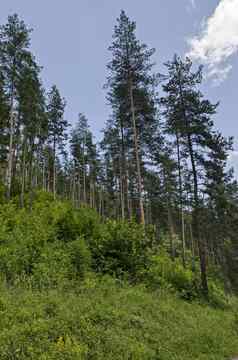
left=0, top=276, right=237, bottom=359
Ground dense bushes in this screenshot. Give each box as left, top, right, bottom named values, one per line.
left=0, top=192, right=231, bottom=306
left=0, top=193, right=152, bottom=288
left=89, top=220, right=150, bottom=277
left=0, top=196, right=95, bottom=286
left=142, top=250, right=198, bottom=299
left=0, top=192, right=236, bottom=358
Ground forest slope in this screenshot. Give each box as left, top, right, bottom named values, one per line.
left=0, top=193, right=237, bottom=359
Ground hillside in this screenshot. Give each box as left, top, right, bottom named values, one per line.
left=0, top=278, right=237, bottom=360
left=0, top=193, right=237, bottom=359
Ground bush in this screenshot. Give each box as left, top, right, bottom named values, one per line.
left=0, top=195, right=97, bottom=285
left=68, top=237, right=92, bottom=278
left=208, top=281, right=230, bottom=309
left=143, top=249, right=198, bottom=299
left=31, top=242, right=73, bottom=289
left=89, top=220, right=151, bottom=278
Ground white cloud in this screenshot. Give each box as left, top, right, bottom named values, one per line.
left=187, top=0, right=238, bottom=84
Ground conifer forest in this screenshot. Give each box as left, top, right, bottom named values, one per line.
left=0, top=11, right=238, bottom=360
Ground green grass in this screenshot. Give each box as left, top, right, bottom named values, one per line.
left=0, top=276, right=237, bottom=360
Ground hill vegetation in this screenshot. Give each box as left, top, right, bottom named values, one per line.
left=0, top=193, right=237, bottom=359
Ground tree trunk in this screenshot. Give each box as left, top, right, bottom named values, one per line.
left=119, top=161, right=125, bottom=220
left=119, top=118, right=131, bottom=220
left=187, top=132, right=208, bottom=295
left=189, top=222, right=196, bottom=272
left=83, top=135, right=87, bottom=204
left=72, top=166, right=76, bottom=205
left=6, top=92, right=15, bottom=200
left=175, top=131, right=186, bottom=267
left=77, top=170, right=81, bottom=207
left=129, top=76, right=145, bottom=225
left=53, top=138, right=56, bottom=200
left=20, top=139, right=27, bottom=208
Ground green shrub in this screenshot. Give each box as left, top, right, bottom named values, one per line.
left=90, top=220, right=150, bottom=278
left=0, top=182, right=6, bottom=204
left=68, top=237, right=91, bottom=278
left=208, top=281, right=230, bottom=309
left=48, top=203, right=101, bottom=243
left=143, top=250, right=198, bottom=299
left=31, top=242, right=73, bottom=289
left=0, top=196, right=99, bottom=284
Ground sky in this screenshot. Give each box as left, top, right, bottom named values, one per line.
left=1, top=0, right=238, bottom=175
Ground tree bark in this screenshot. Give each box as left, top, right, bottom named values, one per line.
left=53, top=138, right=56, bottom=200
left=6, top=90, right=15, bottom=200
left=129, top=76, right=145, bottom=225
left=175, top=131, right=186, bottom=267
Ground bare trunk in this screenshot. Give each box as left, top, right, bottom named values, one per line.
left=189, top=222, right=196, bottom=272
left=119, top=119, right=130, bottom=220
left=187, top=132, right=208, bottom=295
left=53, top=139, right=56, bottom=200
left=20, top=139, right=27, bottom=208
left=6, top=94, right=15, bottom=200
left=166, top=192, right=176, bottom=260
left=129, top=76, right=145, bottom=225
left=83, top=135, right=87, bottom=204
left=119, top=162, right=125, bottom=220
left=176, top=132, right=186, bottom=267
left=77, top=170, right=81, bottom=207
left=72, top=166, right=76, bottom=205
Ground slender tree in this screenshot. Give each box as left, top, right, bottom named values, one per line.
left=47, top=85, right=67, bottom=199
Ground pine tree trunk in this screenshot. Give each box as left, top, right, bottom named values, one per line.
left=83, top=135, right=87, bottom=204
left=189, top=222, right=196, bottom=272
left=53, top=138, right=56, bottom=200
left=77, top=170, right=81, bottom=207
left=119, top=119, right=130, bottom=219
left=168, top=203, right=176, bottom=260
left=42, top=157, right=46, bottom=191
left=6, top=91, right=15, bottom=200
left=129, top=76, right=145, bottom=225
left=119, top=162, right=125, bottom=220
left=28, top=139, right=36, bottom=210
left=72, top=166, right=76, bottom=205
left=187, top=133, right=208, bottom=295
left=20, top=139, right=27, bottom=208
left=126, top=168, right=131, bottom=220
left=176, top=132, right=186, bottom=267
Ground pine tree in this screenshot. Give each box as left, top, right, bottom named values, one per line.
left=47, top=85, right=67, bottom=199
left=0, top=70, right=9, bottom=180
left=105, top=10, right=158, bottom=224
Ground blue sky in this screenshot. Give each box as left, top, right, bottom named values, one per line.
left=1, top=0, right=238, bottom=175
